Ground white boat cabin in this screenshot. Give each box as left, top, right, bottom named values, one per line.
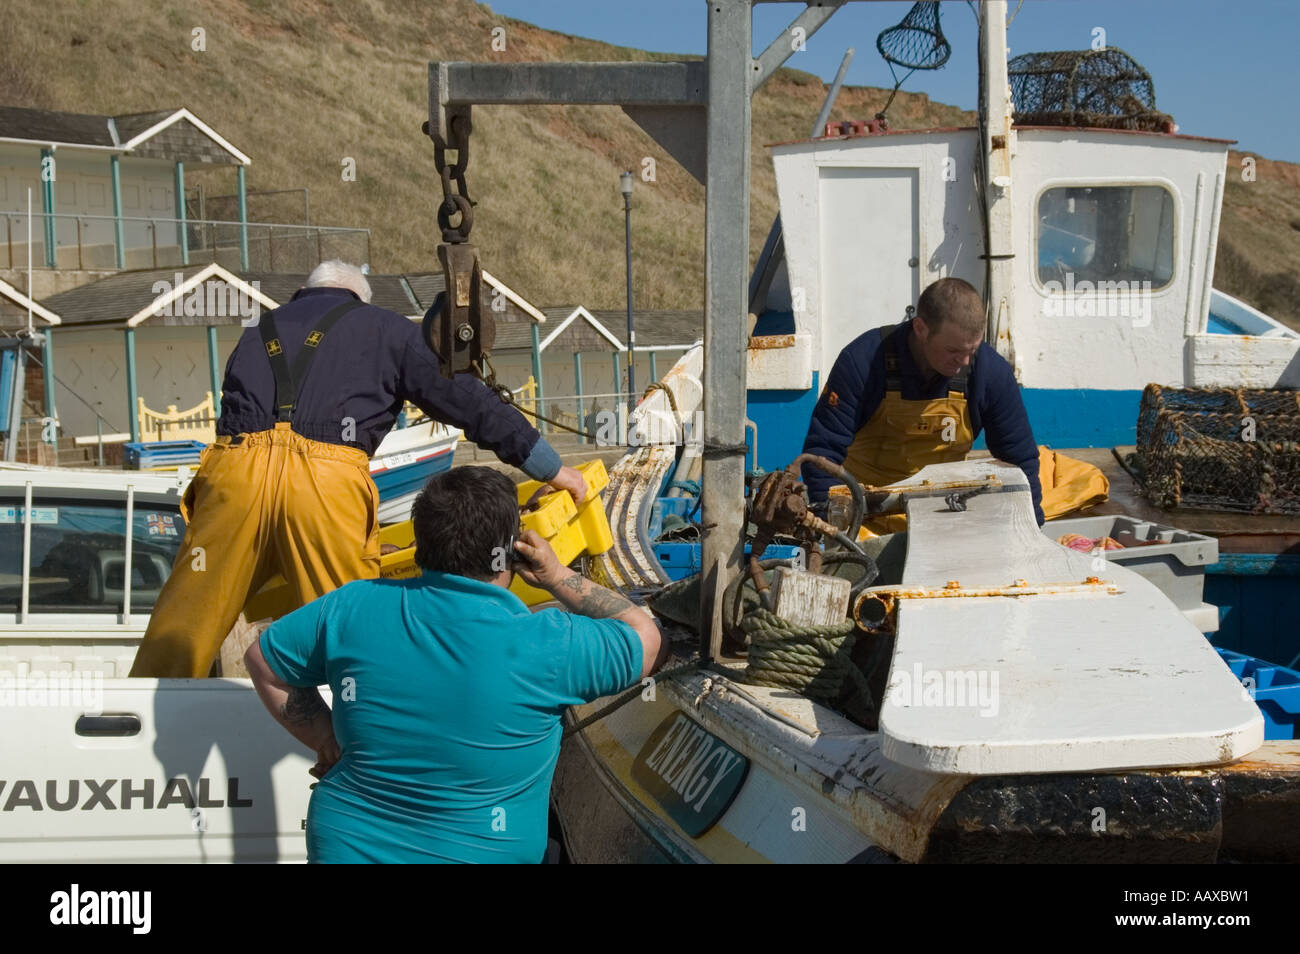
left=753, top=125, right=1300, bottom=403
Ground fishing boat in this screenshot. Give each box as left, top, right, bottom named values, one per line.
left=369, top=414, right=461, bottom=524
left=554, top=354, right=1298, bottom=863
left=523, top=1, right=1300, bottom=861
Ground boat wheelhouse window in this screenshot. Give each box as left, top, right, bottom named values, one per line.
left=1036, top=185, right=1175, bottom=289
left=0, top=498, right=185, bottom=614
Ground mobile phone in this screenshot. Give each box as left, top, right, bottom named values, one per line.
left=508, top=524, right=532, bottom=571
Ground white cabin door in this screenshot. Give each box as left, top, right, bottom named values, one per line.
left=818, top=167, right=919, bottom=374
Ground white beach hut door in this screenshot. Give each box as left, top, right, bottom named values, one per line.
left=818, top=167, right=919, bottom=373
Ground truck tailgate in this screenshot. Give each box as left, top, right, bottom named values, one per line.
left=0, top=678, right=321, bottom=862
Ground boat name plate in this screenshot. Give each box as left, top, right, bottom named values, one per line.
left=631, top=711, right=749, bottom=838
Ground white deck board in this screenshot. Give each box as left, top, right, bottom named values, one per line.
left=878, top=460, right=1264, bottom=775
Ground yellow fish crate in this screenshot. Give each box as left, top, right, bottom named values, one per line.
left=243, top=459, right=614, bottom=620
left=376, top=457, right=613, bottom=605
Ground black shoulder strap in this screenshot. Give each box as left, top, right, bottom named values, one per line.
left=949, top=356, right=973, bottom=396
left=258, top=299, right=364, bottom=423
left=879, top=324, right=904, bottom=392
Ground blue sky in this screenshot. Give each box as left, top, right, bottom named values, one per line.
left=486, top=0, right=1299, bottom=161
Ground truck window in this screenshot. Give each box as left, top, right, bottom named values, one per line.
left=0, top=498, right=185, bottom=614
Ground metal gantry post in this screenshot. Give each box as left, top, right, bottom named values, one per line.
left=699, top=0, right=753, bottom=661
left=980, top=1, right=1016, bottom=366
left=424, top=0, right=853, bottom=660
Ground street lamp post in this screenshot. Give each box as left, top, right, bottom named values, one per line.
left=620, top=171, right=635, bottom=429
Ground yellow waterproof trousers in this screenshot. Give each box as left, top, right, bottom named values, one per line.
left=129, top=423, right=380, bottom=678
left=1037, top=446, right=1110, bottom=520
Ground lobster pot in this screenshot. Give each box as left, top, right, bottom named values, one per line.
left=1137, top=385, right=1300, bottom=514
left=1008, top=48, right=1172, bottom=132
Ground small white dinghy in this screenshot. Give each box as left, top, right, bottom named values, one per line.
left=877, top=459, right=1265, bottom=775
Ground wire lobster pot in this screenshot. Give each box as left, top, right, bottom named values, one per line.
left=1009, top=48, right=1175, bottom=132
left=1136, top=384, right=1300, bottom=515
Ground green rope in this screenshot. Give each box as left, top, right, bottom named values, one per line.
left=740, top=608, right=873, bottom=709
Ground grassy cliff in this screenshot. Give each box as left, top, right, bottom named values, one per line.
left=3, top=0, right=1296, bottom=328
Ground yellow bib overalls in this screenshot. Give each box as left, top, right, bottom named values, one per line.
left=129, top=301, right=381, bottom=678
left=837, top=326, right=1109, bottom=530
left=841, top=325, right=974, bottom=534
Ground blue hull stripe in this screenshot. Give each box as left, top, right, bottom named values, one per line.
left=372, top=448, right=454, bottom=500
left=744, top=383, right=1145, bottom=460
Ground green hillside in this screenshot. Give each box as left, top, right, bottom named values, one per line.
left=3, top=0, right=1296, bottom=328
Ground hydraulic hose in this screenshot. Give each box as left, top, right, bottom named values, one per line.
left=788, top=453, right=866, bottom=543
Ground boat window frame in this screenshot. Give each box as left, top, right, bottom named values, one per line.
left=1031, top=177, right=1181, bottom=297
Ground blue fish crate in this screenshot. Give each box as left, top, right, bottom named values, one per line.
left=123, top=440, right=207, bottom=470
left=654, top=541, right=803, bottom=582
left=1216, top=648, right=1300, bottom=741
left=648, top=497, right=697, bottom=540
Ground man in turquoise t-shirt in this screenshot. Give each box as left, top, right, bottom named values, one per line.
left=244, top=466, right=666, bottom=863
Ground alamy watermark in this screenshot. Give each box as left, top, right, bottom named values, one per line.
left=0, top=668, right=103, bottom=712
left=1041, top=272, right=1152, bottom=328
left=150, top=273, right=262, bottom=326
left=590, top=407, right=706, bottom=449
left=885, top=664, right=1000, bottom=717
left=50, top=884, right=150, bottom=934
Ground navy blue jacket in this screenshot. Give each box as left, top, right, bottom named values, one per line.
left=218, top=287, right=560, bottom=480
left=801, top=319, right=1043, bottom=523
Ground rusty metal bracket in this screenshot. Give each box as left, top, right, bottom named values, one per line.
left=853, top=576, right=1120, bottom=630
left=863, top=474, right=1007, bottom=515
left=746, top=469, right=807, bottom=610
left=424, top=244, right=495, bottom=379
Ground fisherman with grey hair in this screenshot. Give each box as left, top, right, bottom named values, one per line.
left=131, top=260, right=586, bottom=681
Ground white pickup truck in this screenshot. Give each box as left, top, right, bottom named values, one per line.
left=0, top=464, right=318, bottom=862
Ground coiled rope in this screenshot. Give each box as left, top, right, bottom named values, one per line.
left=741, top=608, right=873, bottom=708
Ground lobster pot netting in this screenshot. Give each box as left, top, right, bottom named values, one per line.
left=1137, top=385, right=1300, bottom=515
left=1009, top=48, right=1174, bottom=132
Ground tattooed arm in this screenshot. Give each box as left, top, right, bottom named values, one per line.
left=551, top=572, right=638, bottom=619
left=245, top=639, right=340, bottom=773
left=514, top=529, right=667, bottom=678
